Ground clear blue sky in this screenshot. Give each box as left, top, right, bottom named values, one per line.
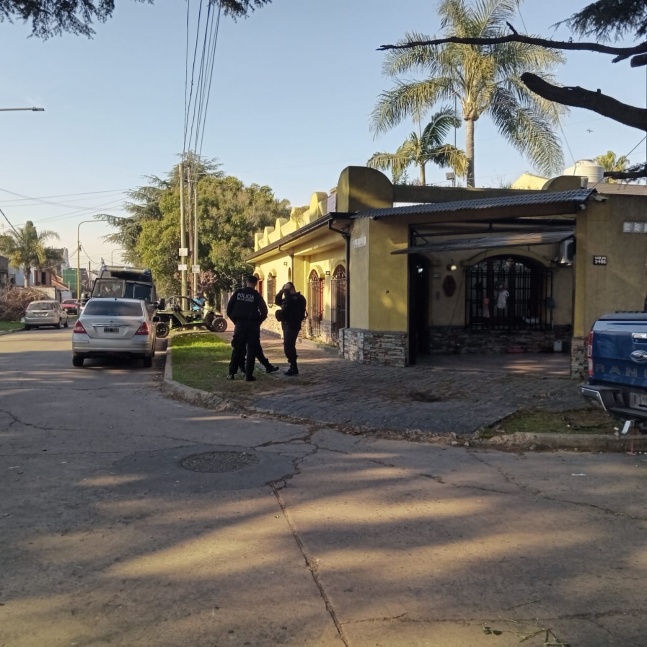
left=1, top=0, right=645, bottom=267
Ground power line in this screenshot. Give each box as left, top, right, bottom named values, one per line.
left=0, top=187, right=127, bottom=204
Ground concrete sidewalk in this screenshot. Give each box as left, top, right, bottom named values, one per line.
left=162, top=331, right=646, bottom=451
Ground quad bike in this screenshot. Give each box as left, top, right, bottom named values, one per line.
left=155, top=295, right=228, bottom=338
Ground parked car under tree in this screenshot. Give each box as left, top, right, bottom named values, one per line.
left=72, top=298, right=157, bottom=368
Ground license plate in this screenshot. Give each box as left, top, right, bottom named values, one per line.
left=104, top=327, right=119, bottom=333
left=630, top=392, right=647, bottom=409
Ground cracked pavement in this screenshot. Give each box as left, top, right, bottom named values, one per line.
left=2, top=329, right=647, bottom=646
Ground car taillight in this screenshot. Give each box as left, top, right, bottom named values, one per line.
left=135, top=321, right=149, bottom=335
left=73, top=320, right=87, bottom=334
left=587, top=330, right=594, bottom=377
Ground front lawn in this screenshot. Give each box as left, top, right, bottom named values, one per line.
left=170, top=332, right=280, bottom=393
left=487, top=407, right=615, bottom=437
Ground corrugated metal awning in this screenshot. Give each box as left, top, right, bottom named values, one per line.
left=355, top=188, right=594, bottom=220
left=392, top=228, right=574, bottom=254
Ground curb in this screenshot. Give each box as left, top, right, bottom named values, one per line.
left=483, top=431, right=647, bottom=452
left=160, top=342, right=233, bottom=411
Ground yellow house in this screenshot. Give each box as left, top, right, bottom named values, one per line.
left=247, top=166, right=647, bottom=377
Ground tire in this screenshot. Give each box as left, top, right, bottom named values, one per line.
left=142, top=354, right=153, bottom=368
left=213, top=317, right=227, bottom=332
left=72, top=354, right=84, bottom=367
left=57, top=318, right=63, bottom=329
left=24, top=325, right=32, bottom=331
left=204, top=311, right=215, bottom=330
left=64, top=319, right=69, bottom=328
left=156, top=322, right=169, bottom=338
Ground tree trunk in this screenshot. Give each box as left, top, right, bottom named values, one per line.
left=24, top=266, right=30, bottom=287
left=465, top=117, right=475, bottom=187
left=420, top=162, right=426, bottom=186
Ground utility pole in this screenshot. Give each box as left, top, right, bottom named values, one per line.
left=179, top=161, right=187, bottom=298
left=192, top=184, right=198, bottom=297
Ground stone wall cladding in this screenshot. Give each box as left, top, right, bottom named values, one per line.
left=340, top=328, right=407, bottom=367
left=571, top=336, right=587, bottom=380
left=428, top=326, right=561, bottom=355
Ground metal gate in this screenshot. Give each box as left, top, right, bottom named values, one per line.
left=466, top=255, right=553, bottom=330
left=308, top=270, right=323, bottom=337
left=330, top=265, right=346, bottom=341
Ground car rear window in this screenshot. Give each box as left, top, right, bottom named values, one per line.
left=83, top=301, right=144, bottom=317
left=27, top=302, right=54, bottom=311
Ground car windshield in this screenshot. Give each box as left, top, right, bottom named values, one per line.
left=27, top=302, right=54, bottom=311
left=83, top=301, right=144, bottom=317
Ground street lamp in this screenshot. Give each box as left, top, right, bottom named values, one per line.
left=76, top=220, right=95, bottom=301
left=0, top=107, right=45, bottom=112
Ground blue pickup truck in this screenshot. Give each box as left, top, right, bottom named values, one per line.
left=581, top=312, right=647, bottom=429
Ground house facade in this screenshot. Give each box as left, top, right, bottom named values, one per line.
left=248, top=166, right=647, bottom=378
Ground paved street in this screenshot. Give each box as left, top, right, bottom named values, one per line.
left=2, top=328, right=647, bottom=646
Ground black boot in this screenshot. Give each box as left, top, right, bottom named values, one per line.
left=284, top=363, right=299, bottom=376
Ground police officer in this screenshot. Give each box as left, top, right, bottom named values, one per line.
left=226, top=275, right=268, bottom=381
left=275, top=281, right=307, bottom=375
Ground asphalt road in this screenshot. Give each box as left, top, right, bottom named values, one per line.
left=1, top=328, right=647, bottom=646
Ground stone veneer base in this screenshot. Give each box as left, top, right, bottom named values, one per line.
left=340, top=328, right=407, bottom=367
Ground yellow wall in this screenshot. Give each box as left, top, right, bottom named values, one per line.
left=574, top=195, right=647, bottom=337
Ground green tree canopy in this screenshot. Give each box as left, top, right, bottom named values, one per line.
left=372, top=0, right=566, bottom=187
left=0, top=220, right=61, bottom=286
left=99, top=157, right=289, bottom=298
left=1, top=0, right=272, bottom=38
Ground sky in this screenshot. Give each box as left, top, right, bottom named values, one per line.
left=1, top=0, right=646, bottom=270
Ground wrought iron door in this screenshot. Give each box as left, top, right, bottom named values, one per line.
left=330, top=265, right=346, bottom=341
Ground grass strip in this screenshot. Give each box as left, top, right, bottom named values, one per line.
left=488, top=407, right=614, bottom=436
left=0, top=321, right=24, bottom=333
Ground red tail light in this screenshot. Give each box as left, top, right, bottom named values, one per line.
left=135, top=321, right=150, bottom=335
left=587, top=330, right=594, bottom=377
left=73, top=320, right=87, bottom=334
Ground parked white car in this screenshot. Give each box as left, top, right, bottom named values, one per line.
left=24, top=300, right=69, bottom=330
left=72, top=298, right=157, bottom=368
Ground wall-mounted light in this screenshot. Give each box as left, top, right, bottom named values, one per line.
left=325, top=270, right=331, bottom=276
left=447, top=260, right=457, bottom=271
left=283, top=261, right=288, bottom=266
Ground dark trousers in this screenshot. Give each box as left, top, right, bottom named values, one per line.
left=281, top=324, right=300, bottom=366
left=229, top=321, right=261, bottom=377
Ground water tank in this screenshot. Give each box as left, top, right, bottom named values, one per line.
left=563, top=159, right=604, bottom=184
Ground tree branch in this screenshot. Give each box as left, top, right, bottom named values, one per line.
left=520, top=73, right=647, bottom=131
left=604, top=165, right=647, bottom=180
left=377, top=33, right=647, bottom=65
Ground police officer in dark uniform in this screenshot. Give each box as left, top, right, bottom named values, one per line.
left=226, top=275, right=268, bottom=381
left=275, top=281, right=307, bottom=375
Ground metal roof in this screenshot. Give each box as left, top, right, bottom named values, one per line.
left=354, top=188, right=595, bottom=219
left=392, top=228, right=574, bottom=254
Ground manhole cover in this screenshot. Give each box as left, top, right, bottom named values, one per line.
left=180, top=451, right=260, bottom=473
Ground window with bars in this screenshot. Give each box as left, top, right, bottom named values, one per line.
left=466, top=256, right=553, bottom=330
left=267, top=274, right=276, bottom=305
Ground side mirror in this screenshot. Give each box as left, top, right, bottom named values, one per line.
left=158, top=298, right=166, bottom=310
left=152, top=315, right=160, bottom=323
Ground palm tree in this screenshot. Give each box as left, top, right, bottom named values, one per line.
left=595, top=150, right=629, bottom=183
left=367, top=107, right=468, bottom=184
left=371, top=0, right=566, bottom=187
left=0, top=221, right=61, bottom=287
